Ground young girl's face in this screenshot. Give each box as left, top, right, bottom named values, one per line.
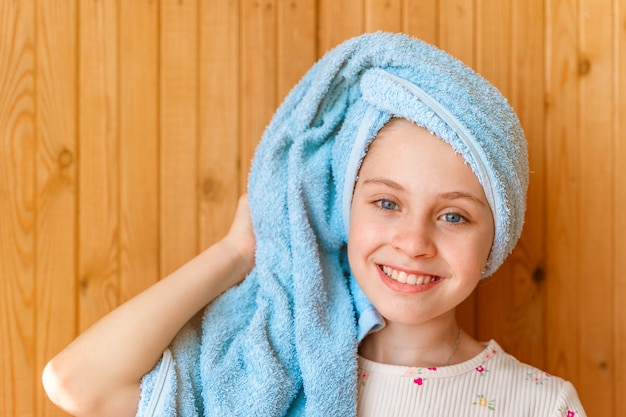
left=347, top=119, right=494, bottom=327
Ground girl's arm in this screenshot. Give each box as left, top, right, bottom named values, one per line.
left=42, top=195, right=255, bottom=417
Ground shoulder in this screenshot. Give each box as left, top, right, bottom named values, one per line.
left=486, top=341, right=587, bottom=416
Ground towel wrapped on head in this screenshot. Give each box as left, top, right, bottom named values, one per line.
left=136, top=31, right=528, bottom=417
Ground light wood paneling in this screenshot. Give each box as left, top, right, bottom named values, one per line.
left=0, top=2, right=35, bottom=416
left=277, top=0, right=316, bottom=101
left=1, top=1, right=624, bottom=415
left=160, top=0, right=199, bottom=276
left=240, top=0, right=278, bottom=190
left=365, top=0, right=402, bottom=32
left=615, top=0, right=626, bottom=408
left=35, top=1, right=78, bottom=415
left=402, top=0, right=438, bottom=44
left=546, top=0, right=583, bottom=401
left=198, top=0, right=241, bottom=249
left=119, top=0, right=160, bottom=301
left=78, top=0, right=120, bottom=333
left=577, top=0, right=614, bottom=413
left=318, top=0, right=364, bottom=53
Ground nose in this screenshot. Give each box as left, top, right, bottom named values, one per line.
left=391, top=217, right=437, bottom=258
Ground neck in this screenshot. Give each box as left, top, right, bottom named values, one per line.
left=359, top=313, right=462, bottom=367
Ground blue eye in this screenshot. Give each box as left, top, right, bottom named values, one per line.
left=378, top=199, right=397, bottom=211
left=443, top=212, right=464, bottom=223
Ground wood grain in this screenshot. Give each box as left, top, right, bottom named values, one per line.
left=35, top=0, right=77, bottom=415
left=240, top=0, right=278, bottom=190
left=615, top=1, right=626, bottom=414
left=438, top=0, right=475, bottom=65
left=160, top=0, right=199, bottom=276
left=78, top=0, right=120, bottom=332
left=577, top=0, right=614, bottom=412
left=119, top=0, right=160, bottom=300
left=403, top=0, right=438, bottom=44
left=365, top=0, right=402, bottom=33
left=318, top=0, right=364, bottom=54
left=0, top=2, right=35, bottom=416
left=545, top=0, right=582, bottom=388
left=199, top=0, right=241, bottom=248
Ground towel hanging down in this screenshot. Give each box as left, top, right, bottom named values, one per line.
left=136, top=32, right=528, bottom=417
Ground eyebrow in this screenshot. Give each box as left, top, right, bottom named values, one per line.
left=361, top=177, right=487, bottom=207
left=362, top=177, right=404, bottom=190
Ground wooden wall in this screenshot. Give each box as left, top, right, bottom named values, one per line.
left=0, top=0, right=623, bottom=415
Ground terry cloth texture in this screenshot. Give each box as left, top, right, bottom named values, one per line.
left=136, top=32, right=528, bottom=417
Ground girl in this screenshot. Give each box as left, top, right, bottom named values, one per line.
left=43, top=32, right=586, bottom=416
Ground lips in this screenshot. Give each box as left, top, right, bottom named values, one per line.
left=381, top=265, right=440, bottom=286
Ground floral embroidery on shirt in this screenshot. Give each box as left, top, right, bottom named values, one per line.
left=473, top=347, right=497, bottom=377
left=472, top=394, right=495, bottom=410
left=359, top=370, right=369, bottom=387
left=403, top=367, right=437, bottom=386
left=475, top=364, right=490, bottom=376
left=558, top=406, right=577, bottom=416
left=526, top=369, right=550, bottom=385
left=483, top=348, right=498, bottom=361
left=404, top=367, right=426, bottom=385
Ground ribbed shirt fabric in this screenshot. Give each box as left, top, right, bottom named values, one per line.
left=357, top=340, right=586, bottom=417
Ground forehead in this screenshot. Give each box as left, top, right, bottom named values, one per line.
left=359, top=119, right=486, bottom=196
left=364, top=119, right=456, bottom=166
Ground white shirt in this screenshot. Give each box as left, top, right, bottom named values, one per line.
left=357, top=340, right=586, bottom=417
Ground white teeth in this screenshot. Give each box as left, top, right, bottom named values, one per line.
left=382, top=265, right=435, bottom=286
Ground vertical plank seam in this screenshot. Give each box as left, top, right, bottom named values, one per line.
left=612, top=0, right=619, bottom=412
left=196, top=0, right=201, bottom=254
left=542, top=0, right=550, bottom=371
left=157, top=0, right=163, bottom=280
left=116, top=0, right=122, bottom=308
left=575, top=0, right=583, bottom=384
left=33, top=1, right=39, bottom=414
left=238, top=0, right=244, bottom=194
left=74, top=0, right=82, bottom=338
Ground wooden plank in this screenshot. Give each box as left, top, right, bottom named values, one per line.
left=615, top=0, right=626, bottom=412
left=198, top=0, right=240, bottom=248
left=277, top=0, right=316, bottom=101
left=318, top=0, right=364, bottom=54
left=475, top=0, right=545, bottom=368
left=160, top=0, right=199, bottom=275
left=240, top=0, right=277, bottom=190
left=35, top=0, right=78, bottom=415
left=437, top=0, right=477, bottom=335
left=365, top=0, right=402, bottom=33
left=545, top=0, right=581, bottom=386
left=475, top=0, right=511, bottom=93
left=576, top=0, right=614, bottom=412
left=614, top=0, right=626, bottom=413
left=0, top=1, right=36, bottom=415
left=119, top=0, right=159, bottom=299
left=402, top=0, right=438, bottom=45
left=78, top=0, right=119, bottom=332
left=438, top=0, right=474, bottom=65
left=503, top=0, right=546, bottom=368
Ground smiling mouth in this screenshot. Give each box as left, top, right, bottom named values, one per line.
left=381, top=265, right=441, bottom=286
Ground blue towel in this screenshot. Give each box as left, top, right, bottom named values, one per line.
left=136, top=32, right=528, bottom=417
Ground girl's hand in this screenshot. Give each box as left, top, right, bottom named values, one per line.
left=222, top=194, right=256, bottom=276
